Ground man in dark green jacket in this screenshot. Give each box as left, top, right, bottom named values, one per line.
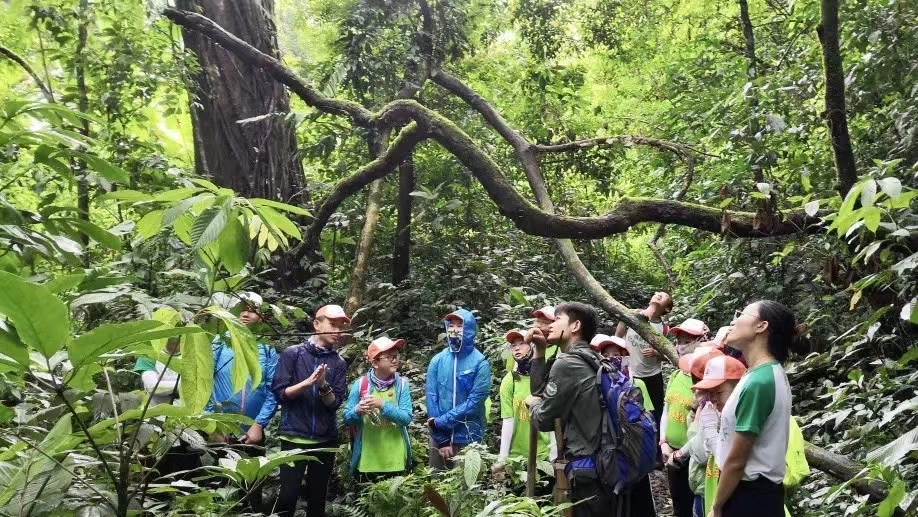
left=528, top=302, right=613, bottom=516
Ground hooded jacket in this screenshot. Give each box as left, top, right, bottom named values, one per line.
left=271, top=340, right=347, bottom=443
left=205, top=338, right=278, bottom=428
left=425, top=308, right=491, bottom=446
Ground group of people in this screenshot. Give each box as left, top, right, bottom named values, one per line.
left=134, top=290, right=807, bottom=517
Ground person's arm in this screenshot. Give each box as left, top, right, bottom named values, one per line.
left=381, top=378, right=414, bottom=426
left=660, top=402, right=672, bottom=459
left=342, top=379, right=363, bottom=425
left=141, top=369, right=177, bottom=394
left=321, top=360, right=347, bottom=409
left=254, top=346, right=279, bottom=426
left=497, top=418, right=515, bottom=462
left=425, top=356, right=442, bottom=419
left=711, top=432, right=755, bottom=514
left=529, top=356, right=550, bottom=396
left=530, top=359, right=577, bottom=432
left=433, top=359, right=492, bottom=430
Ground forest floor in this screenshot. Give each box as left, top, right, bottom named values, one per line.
left=651, top=469, right=675, bottom=516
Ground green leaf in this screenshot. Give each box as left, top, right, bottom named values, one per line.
left=150, top=307, right=182, bottom=354
left=179, top=331, right=215, bottom=413
left=463, top=448, right=482, bottom=487
left=205, top=307, right=260, bottom=391
left=68, top=320, right=163, bottom=368
left=865, top=427, right=918, bottom=467
left=96, top=189, right=150, bottom=203
left=217, top=214, right=249, bottom=274
left=71, top=151, right=130, bottom=184
left=162, top=193, right=214, bottom=226
left=191, top=206, right=230, bottom=251
left=250, top=198, right=311, bottom=216
left=863, top=207, right=882, bottom=233
left=877, top=479, right=906, bottom=517
left=136, top=210, right=164, bottom=240
left=877, top=177, right=902, bottom=200
left=43, top=273, right=85, bottom=293
left=152, top=187, right=206, bottom=203
left=0, top=271, right=70, bottom=358
left=860, top=179, right=877, bottom=207
left=255, top=205, right=301, bottom=241
left=66, top=218, right=121, bottom=250
left=0, top=330, right=28, bottom=369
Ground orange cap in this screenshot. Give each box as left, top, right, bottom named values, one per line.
left=315, top=304, right=351, bottom=324
left=690, top=349, right=725, bottom=380
left=692, top=355, right=746, bottom=390
left=505, top=330, right=526, bottom=344
left=678, top=345, right=717, bottom=374
left=589, top=333, right=630, bottom=355
left=367, top=336, right=405, bottom=361
left=531, top=306, right=556, bottom=321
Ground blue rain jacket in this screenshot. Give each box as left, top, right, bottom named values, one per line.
left=205, top=339, right=278, bottom=428
left=425, top=308, right=491, bottom=446
left=342, top=371, right=414, bottom=474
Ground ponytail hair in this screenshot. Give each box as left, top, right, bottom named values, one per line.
left=752, top=300, right=808, bottom=364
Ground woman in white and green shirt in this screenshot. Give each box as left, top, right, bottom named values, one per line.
left=708, top=300, right=803, bottom=517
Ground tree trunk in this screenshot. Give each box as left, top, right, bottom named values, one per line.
left=345, top=134, right=389, bottom=316
left=817, top=0, right=858, bottom=197
left=392, top=156, right=415, bottom=286
left=179, top=0, right=305, bottom=205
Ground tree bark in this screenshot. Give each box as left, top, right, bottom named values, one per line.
left=75, top=0, right=91, bottom=268
left=345, top=135, right=389, bottom=316
left=817, top=0, right=858, bottom=197
left=804, top=442, right=894, bottom=506
left=178, top=0, right=305, bottom=205
left=392, top=156, right=415, bottom=286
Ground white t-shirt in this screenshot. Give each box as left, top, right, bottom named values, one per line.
left=715, top=361, right=792, bottom=483
left=625, top=319, right=665, bottom=377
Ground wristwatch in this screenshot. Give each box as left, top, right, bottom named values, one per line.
left=318, top=382, right=332, bottom=395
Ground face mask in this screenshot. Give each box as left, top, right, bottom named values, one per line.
left=676, top=344, right=689, bottom=356
left=610, top=356, right=630, bottom=375
left=447, top=327, right=462, bottom=352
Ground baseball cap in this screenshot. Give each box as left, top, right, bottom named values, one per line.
left=212, top=291, right=263, bottom=310
left=316, top=304, right=351, bottom=324
left=692, top=355, right=747, bottom=390
left=505, top=330, right=526, bottom=344
left=367, top=336, right=405, bottom=361
left=531, top=306, right=556, bottom=321
left=678, top=345, right=718, bottom=374
left=672, top=318, right=710, bottom=337
left=444, top=311, right=464, bottom=324
left=690, top=348, right=725, bottom=380
left=590, top=333, right=630, bottom=355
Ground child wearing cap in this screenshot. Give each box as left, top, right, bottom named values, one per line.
left=589, top=333, right=657, bottom=517
left=343, top=337, right=413, bottom=481
left=691, top=355, right=748, bottom=517
left=492, top=330, right=555, bottom=486
left=661, top=319, right=709, bottom=517
left=272, top=304, right=351, bottom=517
left=589, top=334, right=654, bottom=411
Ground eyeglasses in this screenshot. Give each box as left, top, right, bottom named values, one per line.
left=733, top=310, right=759, bottom=321
left=376, top=354, right=400, bottom=363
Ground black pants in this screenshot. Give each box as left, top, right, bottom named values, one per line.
left=722, top=478, right=784, bottom=517
left=628, top=475, right=657, bottom=516
left=277, top=440, right=337, bottom=517
left=667, top=464, right=694, bottom=517
left=569, top=478, right=618, bottom=517
left=636, top=372, right=665, bottom=428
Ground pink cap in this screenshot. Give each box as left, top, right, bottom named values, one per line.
left=316, top=304, right=351, bottom=324
left=505, top=330, right=526, bottom=344
left=368, top=336, right=405, bottom=361
left=671, top=318, right=710, bottom=337
left=531, top=306, right=556, bottom=321
left=692, top=355, right=747, bottom=390
left=590, top=333, right=630, bottom=355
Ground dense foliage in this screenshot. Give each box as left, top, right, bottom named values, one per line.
left=0, top=0, right=914, bottom=515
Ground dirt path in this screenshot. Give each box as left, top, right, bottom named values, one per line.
left=651, top=470, right=675, bottom=516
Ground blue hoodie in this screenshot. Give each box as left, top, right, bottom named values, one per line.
left=204, top=338, right=278, bottom=428
left=425, top=308, right=491, bottom=446
left=343, top=371, right=414, bottom=474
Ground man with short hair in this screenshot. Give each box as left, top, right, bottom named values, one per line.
left=527, top=302, right=613, bottom=516
left=426, top=308, right=491, bottom=470
left=616, top=291, right=673, bottom=427
left=527, top=305, right=559, bottom=397
left=271, top=304, right=351, bottom=517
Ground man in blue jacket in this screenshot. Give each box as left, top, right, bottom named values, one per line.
left=271, top=304, right=350, bottom=517
left=206, top=292, right=278, bottom=446
left=426, top=308, right=492, bottom=470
